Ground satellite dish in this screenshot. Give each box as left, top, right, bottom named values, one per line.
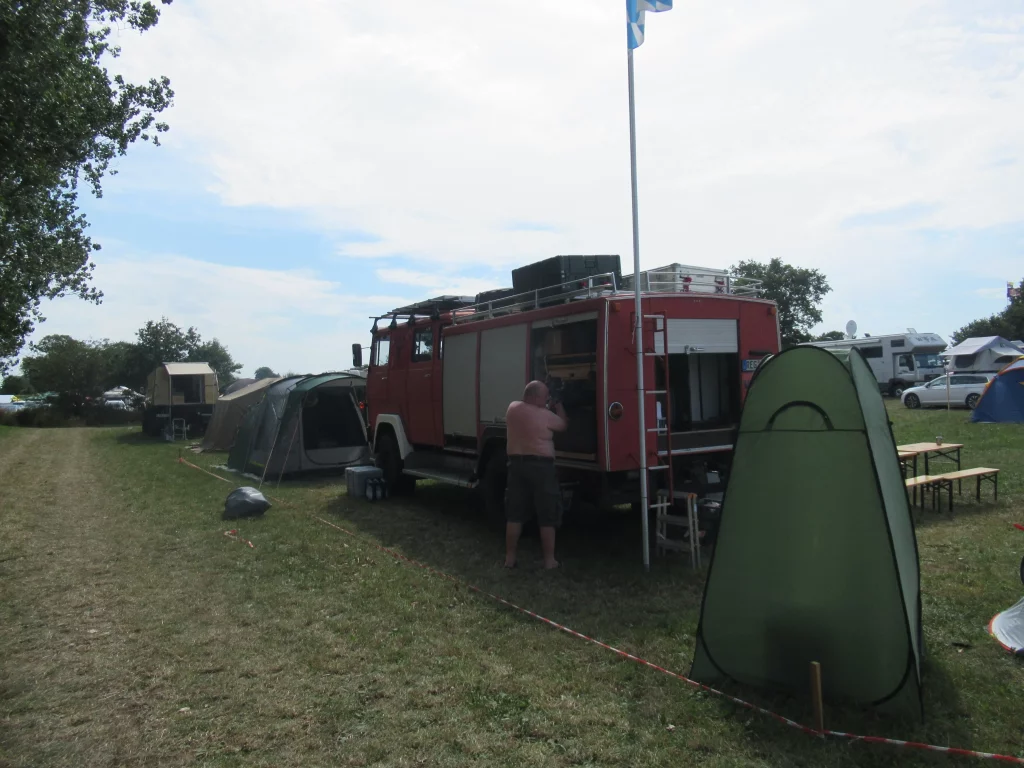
left=845, top=320, right=858, bottom=339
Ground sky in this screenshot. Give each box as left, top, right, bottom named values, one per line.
left=24, top=0, right=1024, bottom=377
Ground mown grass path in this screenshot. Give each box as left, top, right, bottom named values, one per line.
left=0, top=419, right=1022, bottom=767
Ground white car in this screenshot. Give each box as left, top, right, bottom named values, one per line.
left=901, top=374, right=993, bottom=410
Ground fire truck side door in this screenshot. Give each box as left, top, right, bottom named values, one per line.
left=406, top=323, right=439, bottom=446
left=367, top=333, right=391, bottom=427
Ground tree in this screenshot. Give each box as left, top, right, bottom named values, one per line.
left=0, top=374, right=33, bottom=395
left=118, top=317, right=201, bottom=390
left=191, top=339, right=242, bottom=387
left=951, top=280, right=1024, bottom=344
left=106, top=318, right=242, bottom=391
left=814, top=330, right=846, bottom=342
left=20, top=335, right=107, bottom=396
left=254, top=366, right=278, bottom=380
left=0, top=1, right=174, bottom=373
left=731, top=258, right=832, bottom=348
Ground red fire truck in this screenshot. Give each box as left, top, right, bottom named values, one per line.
left=362, top=261, right=780, bottom=537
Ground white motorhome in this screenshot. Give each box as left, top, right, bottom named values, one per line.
left=806, top=332, right=947, bottom=396
left=941, top=336, right=1024, bottom=374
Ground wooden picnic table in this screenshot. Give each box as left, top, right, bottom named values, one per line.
left=898, top=450, right=918, bottom=478
left=896, top=442, right=963, bottom=477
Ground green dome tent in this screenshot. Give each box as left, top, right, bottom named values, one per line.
left=690, top=346, right=923, bottom=716
left=228, top=373, right=369, bottom=479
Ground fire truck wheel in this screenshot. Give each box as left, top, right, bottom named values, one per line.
left=375, top=431, right=415, bottom=495
left=481, top=448, right=507, bottom=525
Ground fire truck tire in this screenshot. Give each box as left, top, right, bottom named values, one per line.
left=375, top=431, right=415, bottom=495
left=481, top=448, right=507, bottom=525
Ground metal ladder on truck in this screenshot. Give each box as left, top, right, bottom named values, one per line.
left=643, top=314, right=701, bottom=569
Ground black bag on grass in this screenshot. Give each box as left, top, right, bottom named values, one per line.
left=223, top=486, right=271, bottom=520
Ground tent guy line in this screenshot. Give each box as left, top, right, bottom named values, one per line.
left=175, top=456, right=1024, bottom=766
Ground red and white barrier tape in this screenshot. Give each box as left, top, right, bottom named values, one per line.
left=177, top=458, right=1024, bottom=765
left=223, top=529, right=255, bottom=548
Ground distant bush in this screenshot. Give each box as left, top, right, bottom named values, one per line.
left=0, top=405, right=142, bottom=428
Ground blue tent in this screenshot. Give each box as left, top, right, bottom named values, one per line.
left=971, top=358, right=1024, bottom=423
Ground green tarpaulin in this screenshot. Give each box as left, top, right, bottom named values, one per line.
left=690, top=346, right=923, bottom=716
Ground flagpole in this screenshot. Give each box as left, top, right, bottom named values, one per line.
left=628, top=47, right=651, bottom=571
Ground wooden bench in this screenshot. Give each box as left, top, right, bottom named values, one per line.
left=930, top=467, right=1000, bottom=502
left=905, top=475, right=953, bottom=512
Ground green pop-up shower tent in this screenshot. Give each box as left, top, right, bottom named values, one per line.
left=690, top=346, right=923, bottom=716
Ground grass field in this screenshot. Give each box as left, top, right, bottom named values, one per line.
left=0, top=405, right=1022, bottom=767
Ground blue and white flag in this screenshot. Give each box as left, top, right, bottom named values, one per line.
left=627, top=0, right=672, bottom=49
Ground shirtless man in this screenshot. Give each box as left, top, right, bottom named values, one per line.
left=503, top=380, right=568, bottom=569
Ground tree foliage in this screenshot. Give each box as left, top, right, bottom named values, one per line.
left=814, top=330, right=846, bottom=342
left=111, top=318, right=242, bottom=389
left=15, top=319, right=242, bottom=398
left=254, top=366, right=278, bottom=380
left=21, top=335, right=108, bottom=396
left=731, top=258, right=832, bottom=348
left=0, top=374, right=33, bottom=395
left=192, top=339, right=243, bottom=387
left=951, top=280, right=1024, bottom=345
left=0, top=0, right=174, bottom=372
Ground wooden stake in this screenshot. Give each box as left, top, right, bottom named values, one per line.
left=810, top=661, right=825, bottom=733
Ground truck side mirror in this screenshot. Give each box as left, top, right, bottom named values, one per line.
left=352, top=342, right=363, bottom=368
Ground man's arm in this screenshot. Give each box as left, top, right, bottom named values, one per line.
left=549, top=401, right=568, bottom=432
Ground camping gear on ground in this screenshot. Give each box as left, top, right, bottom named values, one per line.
left=223, top=486, right=271, bottom=520
left=365, top=476, right=388, bottom=502
left=971, top=358, right=1024, bottom=423
left=228, top=373, right=369, bottom=479
left=201, top=377, right=281, bottom=452
left=690, top=345, right=923, bottom=717
left=989, top=598, right=1024, bottom=656
left=346, top=465, right=383, bottom=498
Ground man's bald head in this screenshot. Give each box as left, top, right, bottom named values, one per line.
left=523, top=380, right=549, bottom=406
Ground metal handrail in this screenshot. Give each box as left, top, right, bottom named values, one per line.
left=623, top=266, right=763, bottom=297
left=450, top=266, right=763, bottom=324
left=450, top=273, right=621, bottom=324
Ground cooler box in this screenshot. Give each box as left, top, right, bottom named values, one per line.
left=346, top=465, right=383, bottom=498
left=511, top=255, right=621, bottom=304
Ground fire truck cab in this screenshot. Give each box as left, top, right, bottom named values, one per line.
left=364, top=263, right=780, bottom=522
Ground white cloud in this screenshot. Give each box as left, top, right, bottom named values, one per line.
left=375, top=268, right=503, bottom=297
left=30, top=251, right=408, bottom=376
left=93, top=0, right=1024, bottom=342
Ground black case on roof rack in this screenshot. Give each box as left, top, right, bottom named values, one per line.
left=511, top=255, right=621, bottom=304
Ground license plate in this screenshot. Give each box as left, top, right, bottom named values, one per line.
left=742, top=358, right=762, bottom=372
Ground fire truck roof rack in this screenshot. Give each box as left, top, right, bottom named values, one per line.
left=450, top=273, right=621, bottom=324
left=449, top=265, right=763, bottom=325
left=386, top=296, right=476, bottom=318
left=623, top=264, right=763, bottom=296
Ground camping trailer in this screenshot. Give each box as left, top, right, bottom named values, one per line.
left=941, top=336, right=1024, bottom=374
left=806, top=332, right=946, bottom=397
left=142, top=362, right=219, bottom=437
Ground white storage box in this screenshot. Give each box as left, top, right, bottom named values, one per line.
left=346, top=465, right=382, bottom=497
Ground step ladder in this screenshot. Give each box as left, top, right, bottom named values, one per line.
left=642, top=313, right=700, bottom=569
left=655, top=492, right=702, bottom=569
left=170, top=418, right=188, bottom=441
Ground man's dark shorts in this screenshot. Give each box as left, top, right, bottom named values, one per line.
left=505, top=455, right=562, bottom=528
